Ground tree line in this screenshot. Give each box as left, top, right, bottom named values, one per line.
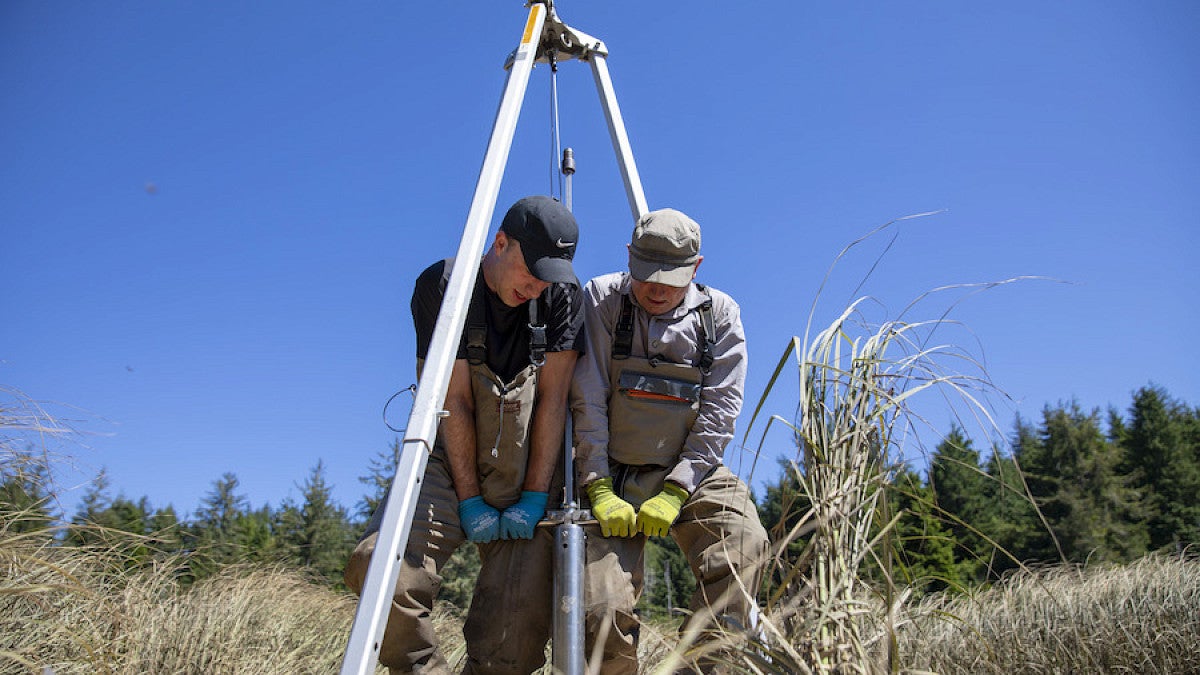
left=3, top=384, right=1197, bottom=609
left=757, top=384, right=1200, bottom=593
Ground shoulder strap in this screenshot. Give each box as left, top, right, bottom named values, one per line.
left=694, top=284, right=715, bottom=373
left=528, top=295, right=547, bottom=368
left=465, top=285, right=488, bottom=366
left=612, top=293, right=635, bottom=360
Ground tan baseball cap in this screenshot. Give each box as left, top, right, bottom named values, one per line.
left=628, top=209, right=701, bottom=287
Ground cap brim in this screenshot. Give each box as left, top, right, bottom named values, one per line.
left=628, top=253, right=696, bottom=287
left=530, top=256, right=578, bottom=285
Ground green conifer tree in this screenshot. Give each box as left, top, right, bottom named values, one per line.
left=885, top=468, right=963, bottom=592
left=277, top=460, right=353, bottom=583
left=1018, top=403, right=1145, bottom=563
left=0, top=448, right=54, bottom=533
left=1118, top=386, right=1200, bottom=552
left=928, top=427, right=990, bottom=580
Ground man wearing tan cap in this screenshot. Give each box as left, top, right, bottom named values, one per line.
left=570, top=208, right=769, bottom=673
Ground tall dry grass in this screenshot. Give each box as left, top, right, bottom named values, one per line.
left=0, top=514, right=384, bottom=674
left=1, top=387, right=388, bottom=674
left=898, top=553, right=1200, bottom=674
left=725, top=215, right=1019, bottom=674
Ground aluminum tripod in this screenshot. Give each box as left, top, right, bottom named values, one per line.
left=340, top=3, right=647, bottom=673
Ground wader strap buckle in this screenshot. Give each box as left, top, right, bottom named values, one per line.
left=695, top=284, right=715, bottom=374
left=613, top=293, right=635, bottom=360
left=529, top=296, right=547, bottom=368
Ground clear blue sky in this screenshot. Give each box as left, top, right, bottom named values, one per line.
left=3, top=2, right=1197, bottom=518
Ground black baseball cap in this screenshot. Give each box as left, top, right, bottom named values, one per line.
left=500, top=196, right=579, bottom=285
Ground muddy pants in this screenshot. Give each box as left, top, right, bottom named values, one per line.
left=344, top=451, right=555, bottom=675
left=583, top=465, right=769, bottom=675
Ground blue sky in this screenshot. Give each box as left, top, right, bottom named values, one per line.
left=3, top=2, right=1197, bottom=518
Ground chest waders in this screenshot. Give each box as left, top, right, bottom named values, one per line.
left=607, top=287, right=716, bottom=507
left=458, top=291, right=547, bottom=509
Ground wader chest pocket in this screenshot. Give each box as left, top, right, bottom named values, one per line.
left=617, top=371, right=701, bottom=404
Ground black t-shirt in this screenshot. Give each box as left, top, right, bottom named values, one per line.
left=411, top=258, right=585, bottom=383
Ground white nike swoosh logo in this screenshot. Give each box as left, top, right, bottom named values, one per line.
left=556, top=238, right=575, bottom=249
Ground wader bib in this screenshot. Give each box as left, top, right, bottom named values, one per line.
left=460, top=287, right=546, bottom=508
left=465, top=361, right=538, bottom=508
left=606, top=288, right=714, bottom=507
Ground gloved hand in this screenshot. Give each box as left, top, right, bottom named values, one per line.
left=586, top=477, right=637, bottom=538
left=636, top=483, right=689, bottom=537
left=459, top=496, right=500, bottom=543
left=500, top=491, right=549, bottom=540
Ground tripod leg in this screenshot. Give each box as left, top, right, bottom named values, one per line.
left=590, top=55, right=649, bottom=223
left=339, top=5, right=549, bottom=674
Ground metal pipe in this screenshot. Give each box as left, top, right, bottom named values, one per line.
left=553, top=521, right=586, bottom=675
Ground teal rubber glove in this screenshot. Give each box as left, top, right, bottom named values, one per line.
left=459, top=496, right=500, bottom=543
left=636, top=483, right=689, bottom=537
left=500, top=491, right=549, bottom=540
left=587, top=477, right=637, bottom=538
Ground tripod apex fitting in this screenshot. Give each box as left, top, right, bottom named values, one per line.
left=507, top=1, right=608, bottom=69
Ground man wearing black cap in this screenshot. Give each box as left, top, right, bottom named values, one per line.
left=571, top=208, right=769, bottom=674
left=346, top=196, right=584, bottom=674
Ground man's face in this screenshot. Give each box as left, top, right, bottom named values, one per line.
left=630, top=279, right=690, bottom=316
left=492, top=232, right=551, bottom=307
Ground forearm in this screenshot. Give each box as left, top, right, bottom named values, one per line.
left=442, top=396, right=481, bottom=501
left=442, top=360, right=481, bottom=502
left=526, top=350, right=578, bottom=493
left=524, top=395, right=566, bottom=493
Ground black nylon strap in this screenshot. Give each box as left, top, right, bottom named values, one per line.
left=528, top=296, right=547, bottom=368
left=695, top=284, right=715, bottom=374
left=465, top=289, right=488, bottom=366
left=612, top=293, right=635, bottom=360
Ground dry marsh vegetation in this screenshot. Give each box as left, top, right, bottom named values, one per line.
left=898, top=553, right=1200, bottom=674
left=0, top=517, right=378, bottom=674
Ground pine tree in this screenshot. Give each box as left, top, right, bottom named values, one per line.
left=148, top=504, right=183, bottom=553
left=0, top=448, right=54, bottom=533
left=236, top=504, right=277, bottom=562
left=885, top=468, right=962, bottom=592
left=187, top=472, right=250, bottom=575
left=277, top=460, right=353, bottom=582
left=928, top=427, right=990, bottom=580
left=1118, top=386, right=1200, bottom=552
left=356, top=439, right=402, bottom=525
left=1005, top=414, right=1067, bottom=565
left=976, top=448, right=1039, bottom=578
left=67, top=470, right=114, bottom=546
left=1018, top=403, right=1145, bottom=563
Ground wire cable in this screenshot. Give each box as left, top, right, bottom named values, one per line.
left=549, top=51, right=563, bottom=201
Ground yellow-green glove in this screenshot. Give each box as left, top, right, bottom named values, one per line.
left=587, top=477, right=637, bottom=538
left=636, top=483, right=689, bottom=537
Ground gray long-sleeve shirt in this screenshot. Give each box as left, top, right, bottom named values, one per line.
left=570, top=272, right=748, bottom=493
